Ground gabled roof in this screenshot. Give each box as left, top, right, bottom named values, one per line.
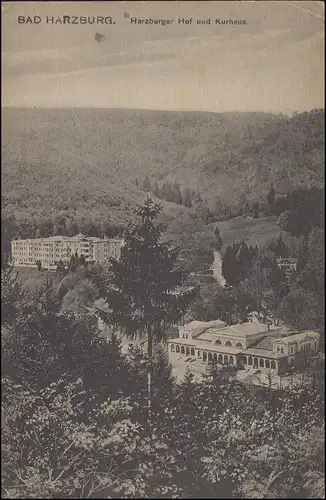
left=182, top=320, right=205, bottom=329
left=243, top=347, right=286, bottom=359
left=253, top=335, right=277, bottom=350
left=181, top=319, right=226, bottom=333
left=220, top=322, right=279, bottom=338
left=274, top=331, right=319, bottom=344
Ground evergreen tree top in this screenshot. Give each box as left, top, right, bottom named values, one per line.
left=98, top=198, right=194, bottom=339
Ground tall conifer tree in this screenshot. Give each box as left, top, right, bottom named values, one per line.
left=97, top=198, right=194, bottom=434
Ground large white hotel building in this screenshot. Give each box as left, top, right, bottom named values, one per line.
left=10, top=234, right=124, bottom=270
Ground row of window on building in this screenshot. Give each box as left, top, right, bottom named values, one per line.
left=215, top=339, right=244, bottom=348
left=181, top=334, right=244, bottom=349
left=170, top=344, right=278, bottom=369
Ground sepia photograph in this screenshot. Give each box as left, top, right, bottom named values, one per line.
left=1, top=1, right=325, bottom=498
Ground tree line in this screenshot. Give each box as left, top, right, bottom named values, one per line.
left=140, top=175, right=234, bottom=220
left=141, top=175, right=197, bottom=207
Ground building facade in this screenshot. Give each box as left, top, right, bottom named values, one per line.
left=168, top=320, right=319, bottom=375
left=11, top=234, right=124, bottom=270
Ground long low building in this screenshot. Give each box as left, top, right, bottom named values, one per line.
left=168, top=320, right=320, bottom=375
left=10, top=234, right=124, bottom=270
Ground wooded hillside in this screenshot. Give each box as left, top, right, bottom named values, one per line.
left=2, top=108, right=324, bottom=224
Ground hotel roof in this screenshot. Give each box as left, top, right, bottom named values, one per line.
left=253, top=336, right=277, bottom=350
left=196, top=330, right=223, bottom=342
left=200, top=322, right=281, bottom=339
left=274, top=331, right=319, bottom=344
left=13, top=234, right=122, bottom=244
left=243, top=347, right=286, bottom=359
left=182, top=320, right=207, bottom=329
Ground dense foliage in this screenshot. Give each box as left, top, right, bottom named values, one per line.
left=2, top=277, right=324, bottom=499
left=218, top=201, right=324, bottom=333
left=2, top=199, right=324, bottom=499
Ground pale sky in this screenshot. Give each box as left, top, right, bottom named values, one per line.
left=2, top=1, right=324, bottom=112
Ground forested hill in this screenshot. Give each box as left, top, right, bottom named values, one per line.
left=2, top=107, right=324, bottom=223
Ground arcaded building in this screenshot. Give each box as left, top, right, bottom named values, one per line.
left=167, top=320, right=320, bottom=375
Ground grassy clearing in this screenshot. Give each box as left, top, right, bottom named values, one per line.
left=217, top=216, right=281, bottom=248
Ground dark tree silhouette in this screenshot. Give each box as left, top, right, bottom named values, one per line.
left=97, top=197, right=194, bottom=435
left=214, top=225, right=223, bottom=251
left=143, top=175, right=152, bottom=193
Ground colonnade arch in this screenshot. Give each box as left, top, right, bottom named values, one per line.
left=240, top=354, right=277, bottom=370
left=170, top=344, right=278, bottom=371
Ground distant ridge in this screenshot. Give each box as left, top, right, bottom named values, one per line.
left=2, top=107, right=324, bottom=223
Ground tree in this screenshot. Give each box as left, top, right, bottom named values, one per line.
left=163, top=213, right=217, bottom=274
left=277, top=210, right=293, bottom=232
left=97, top=198, right=194, bottom=435
left=79, top=220, right=98, bottom=237
left=102, top=218, right=116, bottom=238
left=143, top=174, right=151, bottom=193
left=52, top=224, right=60, bottom=236
left=2, top=278, right=126, bottom=396
left=296, top=235, right=309, bottom=272
left=68, top=254, right=78, bottom=272
left=65, top=218, right=79, bottom=237
left=152, top=181, right=160, bottom=198
left=1, top=214, right=18, bottom=267
left=183, top=231, right=216, bottom=273
left=191, top=283, right=236, bottom=324
left=160, top=181, right=175, bottom=203
left=267, top=183, right=276, bottom=214
left=60, top=280, right=97, bottom=316
left=183, top=188, right=193, bottom=208
left=240, top=194, right=250, bottom=218
left=2, top=377, right=146, bottom=499
left=214, top=225, right=223, bottom=251
left=192, top=201, right=217, bottom=225
left=172, top=182, right=183, bottom=205
left=1, top=267, right=25, bottom=328
left=267, top=264, right=290, bottom=311
left=79, top=254, right=87, bottom=267
left=252, top=201, right=259, bottom=219
left=276, top=186, right=323, bottom=236
left=195, top=191, right=202, bottom=204
left=39, top=219, right=53, bottom=238
left=242, top=252, right=275, bottom=314
left=233, top=281, right=255, bottom=322
left=298, top=228, right=324, bottom=297
left=277, top=288, right=322, bottom=331
left=268, top=235, right=288, bottom=258
left=56, top=260, right=66, bottom=274
left=222, top=241, right=257, bottom=286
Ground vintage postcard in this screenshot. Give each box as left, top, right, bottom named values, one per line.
left=2, top=1, right=325, bottom=499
